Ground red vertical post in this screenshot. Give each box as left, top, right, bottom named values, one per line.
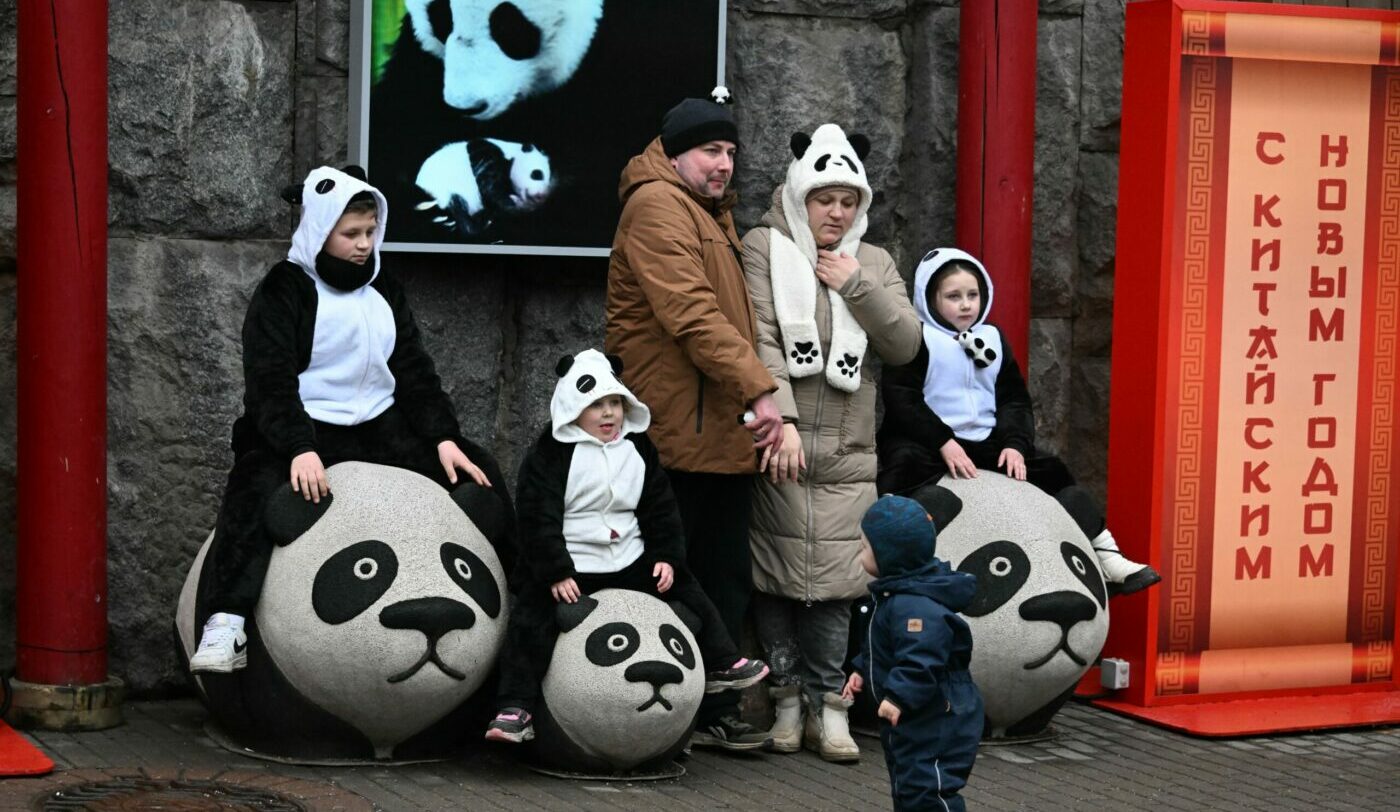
left=956, top=1, right=1038, bottom=363
left=16, top=0, right=109, bottom=686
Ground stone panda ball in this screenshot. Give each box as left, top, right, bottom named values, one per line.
left=535, top=589, right=704, bottom=772
left=934, top=473, right=1109, bottom=737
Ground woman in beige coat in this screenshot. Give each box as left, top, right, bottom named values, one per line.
left=742, top=124, right=921, bottom=762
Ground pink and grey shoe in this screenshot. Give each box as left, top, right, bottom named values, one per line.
left=704, top=658, right=770, bottom=694
left=484, top=707, right=535, bottom=743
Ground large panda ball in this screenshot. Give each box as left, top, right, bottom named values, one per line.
left=932, top=473, right=1109, bottom=738
left=176, top=461, right=509, bottom=762
left=533, top=589, right=703, bottom=774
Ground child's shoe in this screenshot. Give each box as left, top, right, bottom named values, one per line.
left=484, top=708, right=534, bottom=743
left=766, top=684, right=803, bottom=754
left=1090, top=529, right=1162, bottom=597
left=803, top=691, right=859, bottom=763
left=704, top=657, right=770, bottom=694
left=189, top=612, right=248, bottom=674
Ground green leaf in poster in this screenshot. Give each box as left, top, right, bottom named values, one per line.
left=371, top=0, right=407, bottom=84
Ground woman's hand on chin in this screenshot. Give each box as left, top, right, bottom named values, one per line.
left=815, top=249, right=859, bottom=290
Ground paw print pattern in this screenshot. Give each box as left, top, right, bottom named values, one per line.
left=835, top=353, right=860, bottom=378
left=956, top=331, right=998, bottom=369
left=790, top=341, right=820, bottom=366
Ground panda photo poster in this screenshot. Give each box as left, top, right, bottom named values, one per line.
left=351, top=0, right=725, bottom=256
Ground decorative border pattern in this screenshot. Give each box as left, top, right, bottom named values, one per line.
left=1352, top=642, right=1395, bottom=683
left=1156, top=652, right=1202, bottom=696
left=1181, top=11, right=1225, bottom=57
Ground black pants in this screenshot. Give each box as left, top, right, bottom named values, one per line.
left=877, top=435, right=1104, bottom=537
left=495, top=555, right=739, bottom=712
left=203, top=405, right=458, bottom=617
left=666, top=469, right=754, bottom=723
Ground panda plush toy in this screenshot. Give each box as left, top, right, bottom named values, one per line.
left=175, top=462, right=511, bottom=762
left=528, top=589, right=703, bottom=776
left=412, top=138, right=553, bottom=238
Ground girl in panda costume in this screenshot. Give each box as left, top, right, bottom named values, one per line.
left=485, top=349, right=768, bottom=744
left=189, top=165, right=512, bottom=674
left=876, top=248, right=1160, bottom=596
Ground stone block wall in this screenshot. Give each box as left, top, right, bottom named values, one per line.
left=0, top=0, right=1133, bottom=693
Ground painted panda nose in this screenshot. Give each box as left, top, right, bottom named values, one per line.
left=625, top=660, right=683, bottom=688
left=1018, top=591, right=1097, bottom=631
left=380, top=597, right=475, bottom=639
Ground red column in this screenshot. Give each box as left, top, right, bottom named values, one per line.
left=956, top=1, right=1038, bottom=362
left=16, top=0, right=109, bottom=685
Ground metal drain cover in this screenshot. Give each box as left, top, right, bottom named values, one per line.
left=42, top=777, right=307, bottom=811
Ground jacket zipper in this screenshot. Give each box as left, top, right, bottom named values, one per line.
left=695, top=370, right=705, bottom=433
left=804, top=295, right=830, bottom=605
left=866, top=592, right=882, bottom=701
left=353, top=291, right=375, bottom=422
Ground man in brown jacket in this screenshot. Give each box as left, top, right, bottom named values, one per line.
left=606, top=93, right=783, bottom=751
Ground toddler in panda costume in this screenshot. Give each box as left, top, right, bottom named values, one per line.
left=876, top=248, right=1160, bottom=596
left=189, top=165, right=512, bottom=674
left=485, top=349, right=769, bottom=744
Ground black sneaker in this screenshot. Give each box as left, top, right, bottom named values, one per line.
left=705, top=658, right=770, bottom=694
left=690, top=715, right=774, bottom=752
left=484, top=707, right=534, bottom=743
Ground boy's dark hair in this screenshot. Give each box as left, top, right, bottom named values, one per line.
left=343, top=191, right=378, bottom=218
left=926, top=259, right=988, bottom=327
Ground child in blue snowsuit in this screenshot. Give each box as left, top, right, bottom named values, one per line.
left=843, top=494, right=982, bottom=812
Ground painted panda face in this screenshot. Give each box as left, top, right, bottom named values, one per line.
left=406, top=0, right=603, bottom=119
left=935, top=473, right=1109, bottom=737
left=540, top=589, right=704, bottom=769
left=256, top=462, right=509, bottom=758
left=504, top=142, right=552, bottom=207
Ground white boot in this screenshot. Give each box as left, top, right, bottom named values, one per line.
left=767, top=684, right=803, bottom=754
left=1091, top=530, right=1161, bottom=597
left=189, top=612, right=248, bottom=673
left=803, top=692, right=859, bottom=763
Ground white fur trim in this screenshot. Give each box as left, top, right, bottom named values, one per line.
left=768, top=230, right=867, bottom=394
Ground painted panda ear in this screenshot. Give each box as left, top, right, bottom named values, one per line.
left=848, top=134, right=872, bottom=161
left=908, top=483, right=963, bottom=536
left=264, top=485, right=334, bottom=546
left=790, top=132, right=811, bottom=160
left=605, top=354, right=624, bottom=375
left=555, top=355, right=575, bottom=377
left=555, top=594, right=599, bottom=632
left=450, top=483, right=512, bottom=548
left=280, top=183, right=303, bottom=205
left=341, top=164, right=369, bottom=182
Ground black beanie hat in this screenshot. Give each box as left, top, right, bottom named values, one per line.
left=661, top=90, right=739, bottom=157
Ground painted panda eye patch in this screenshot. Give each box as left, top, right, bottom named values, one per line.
left=1061, top=542, right=1107, bottom=608
left=659, top=624, right=695, bottom=670
left=439, top=543, right=502, bottom=619
left=313, top=540, right=398, bottom=625
left=426, top=0, right=452, bottom=44
left=585, top=622, right=640, bottom=667
left=956, top=540, right=1031, bottom=618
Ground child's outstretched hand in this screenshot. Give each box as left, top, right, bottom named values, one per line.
left=290, top=451, right=330, bottom=502
left=878, top=698, right=902, bottom=727
left=439, top=440, right=491, bottom=487
left=841, top=671, right=863, bottom=701
left=653, top=562, right=674, bottom=593
left=551, top=577, right=581, bottom=603
left=998, top=447, right=1026, bottom=480
left=940, top=438, right=978, bottom=479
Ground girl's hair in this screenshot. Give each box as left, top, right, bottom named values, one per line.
left=926, top=260, right=989, bottom=326
left=342, top=191, right=378, bottom=217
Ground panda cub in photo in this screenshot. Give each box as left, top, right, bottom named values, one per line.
left=414, top=138, right=553, bottom=238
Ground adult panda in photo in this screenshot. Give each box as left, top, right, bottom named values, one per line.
left=410, top=139, right=553, bottom=240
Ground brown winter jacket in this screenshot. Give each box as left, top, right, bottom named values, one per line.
left=605, top=138, right=776, bottom=474
left=743, top=188, right=922, bottom=601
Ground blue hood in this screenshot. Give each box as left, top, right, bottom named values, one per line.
left=871, top=558, right=977, bottom=613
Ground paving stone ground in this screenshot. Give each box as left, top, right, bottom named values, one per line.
left=2, top=698, right=1398, bottom=811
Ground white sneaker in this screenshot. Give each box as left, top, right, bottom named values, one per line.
left=189, top=613, right=248, bottom=673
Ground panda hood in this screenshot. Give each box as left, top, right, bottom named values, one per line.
left=287, top=166, right=389, bottom=288
left=551, top=350, right=651, bottom=444
left=779, top=123, right=872, bottom=262
left=912, top=247, right=994, bottom=337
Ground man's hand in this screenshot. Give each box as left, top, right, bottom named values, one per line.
left=940, top=438, right=978, bottom=479
left=439, top=440, right=491, bottom=487
left=878, top=698, right=901, bottom=727
left=747, top=392, right=784, bottom=453
left=760, top=422, right=804, bottom=484
left=551, top=577, right=581, bottom=604
left=290, top=451, right=330, bottom=503
left=653, top=562, right=674, bottom=593
left=841, top=671, right=864, bottom=701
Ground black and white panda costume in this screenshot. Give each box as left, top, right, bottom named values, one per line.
left=877, top=248, right=1160, bottom=595
left=494, top=349, right=740, bottom=715
left=412, top=138, right=553, bottom=238
left=200, top=165, right=515, bottom=630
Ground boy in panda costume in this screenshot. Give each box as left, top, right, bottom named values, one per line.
left=189, top=165, right=511, bottom=673
left=485, top=349, right=769, bottom=744
left=876, top=248, right=1160, bottom=596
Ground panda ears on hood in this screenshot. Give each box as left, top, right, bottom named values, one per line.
left=279, top=164, right=371, bottom=205
left=789, top=131, right=872, bottom=161
left=555, top=594, right=599, bottom=632
left=555, top=353, right=624, bottom=377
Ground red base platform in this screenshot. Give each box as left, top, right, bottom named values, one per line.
left=1093, top=692, right=1400, bottom=738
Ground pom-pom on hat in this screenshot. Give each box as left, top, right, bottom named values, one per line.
left=661, top=87, right=739, bottom=157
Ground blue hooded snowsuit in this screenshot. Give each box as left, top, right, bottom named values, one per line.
left=855, top=495, right=983, bottom=812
